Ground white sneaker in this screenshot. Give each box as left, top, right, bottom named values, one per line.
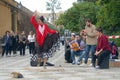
left=72, top=61, right=76, bottom=65
left=95, top=66, right=100, bottom=69
left=89, top=63, right=94, bottom=67
left=80, top=63, right=87, bottom=66
left=77, top=61, right=80, bottom=65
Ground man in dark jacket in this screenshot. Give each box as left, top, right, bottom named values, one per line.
left=2, top=31, right=12, bottom=57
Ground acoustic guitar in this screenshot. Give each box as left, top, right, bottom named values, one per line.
left=71, top=42, right=80, bottom=51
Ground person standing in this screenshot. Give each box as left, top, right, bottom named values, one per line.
left=95, top=27, right=111, bottom=69
left=1, top=31, right=12, bottom=57
left=30, top=10, right=57, bottom=68
left=27, top=31, right=35, bottom=54
left=15, top=32, right=20, bottom=51
left=19, top=31, right=27, bottom=56
left=81, top=19, right=97, bottom=67
left=9, top=31, right=18, bottom=56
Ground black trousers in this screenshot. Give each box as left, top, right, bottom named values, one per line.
left=2, top=45, right=10, bottom=56
left=28, top=42, right=35, bottom=54
left=19, top=42, right=26, bottom=56
left=97, top=50, right=111, bottom=66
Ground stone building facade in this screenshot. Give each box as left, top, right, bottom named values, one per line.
left=0, top=0, right=17, bottom=37
left=0, top=0, right=64, bottom=37
left=0, top=0, right=33, bottom=37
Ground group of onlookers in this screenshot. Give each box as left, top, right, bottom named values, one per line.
left=65, top=18, right=114, bottom=69
left=1, top=30, right=35, bottom=57
left=1, top=30, right=19, bottom=57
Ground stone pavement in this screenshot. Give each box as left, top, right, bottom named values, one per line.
left=0, top=45, right=120, bottom=80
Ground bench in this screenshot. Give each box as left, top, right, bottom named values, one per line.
left=81, top=58, right=120, bottom=68
left=109, top=59, right=120, bottom=67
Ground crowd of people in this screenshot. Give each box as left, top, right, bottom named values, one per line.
left=0, top=30, right=36, bottom=57
left=64, top=19, right=118, bottom=69
left=0, top=10, right=62, bottom=69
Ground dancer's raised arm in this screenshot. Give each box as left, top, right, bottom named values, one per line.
left=30, top=10, right=38, bottom=29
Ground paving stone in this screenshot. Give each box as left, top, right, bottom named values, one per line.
left=58, top=77, right=84, bottom=80
left=0, top=46, right=120, bottom=80
left=107, top=79, right=120, bottom=80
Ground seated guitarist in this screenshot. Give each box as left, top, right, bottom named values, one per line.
left=69, top=34, right=86, bottom=65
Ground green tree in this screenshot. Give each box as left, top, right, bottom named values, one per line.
left=56, top=2, right=98, bottom=32
left=96, top=0, right=120, bottom=35
left=77, top=0, right=97, bottom=3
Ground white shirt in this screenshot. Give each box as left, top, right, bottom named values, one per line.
left=27, top=35, right=35, bottom=42
left=38, top=25, right=45, bottom=35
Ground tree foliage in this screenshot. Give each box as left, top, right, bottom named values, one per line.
left=56, top=2, right=98, bottom=32
left=56, top=0, right=120, bottom=46
left=56, top=0, right=120, bottom=35
left=96, top=0, right=120, bottom=35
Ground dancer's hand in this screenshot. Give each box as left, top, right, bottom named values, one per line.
left=33, top=10, right=37, bottom=16
left=56, top=31, right=58, bottom=33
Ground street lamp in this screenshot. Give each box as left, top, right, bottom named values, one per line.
left=17, top=2, right=22, bottom=9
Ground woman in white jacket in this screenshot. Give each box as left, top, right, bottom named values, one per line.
left=27, top=31, right=35, bottom=54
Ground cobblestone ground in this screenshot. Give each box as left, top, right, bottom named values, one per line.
left=0, top=45, right=120, bottom=80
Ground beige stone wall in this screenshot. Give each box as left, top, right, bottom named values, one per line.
left=5, top=0, right=17, bottom=7
left=0, top=0, right=34, bottom=37
left=0, top=4, right=11, bottom=37
left=0, top=0, right=20, bottom=37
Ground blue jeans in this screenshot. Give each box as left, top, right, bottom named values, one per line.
left=84, top=45, right=96, bottom=65
left=71, top=50, right=86, bottom=62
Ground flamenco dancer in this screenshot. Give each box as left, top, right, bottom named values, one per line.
left=30, top=10, right=58, bottom=69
